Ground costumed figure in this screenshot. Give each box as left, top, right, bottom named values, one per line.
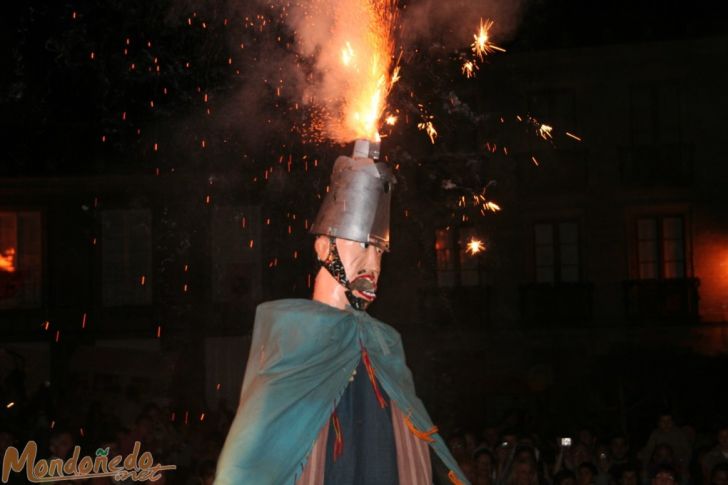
left=215, top=140, right=469, bottom=485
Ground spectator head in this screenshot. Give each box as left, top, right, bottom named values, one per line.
left=508, top=458, right=537, bottom=485
left=49, top=429, right=74, bottom=459
left=657, top=413, right=674, bottom=432
left=460, top=460, right=479, bottom=483
left=578, top=429, right=596, bottom=449
left=610, top=435, right=630, bottom=461
left=448, top=433, right=469, bottom=462
left=651, top=443, right=675, bottom=466
left=513, top=444, right=538, bottom=465
left=465, top=431, right=479, bottom=454
left=474, top=447, right=495, bottom=479
left=554, top=470, right=577, bottom=485
left=578, top=462, right=598, bottom=485
left=718, top=427, right=728, bottom=452
left=570, top=442, right=594, bottom=470
left=651, top=464, right=678, bottom=485
left=711, top=464, right=728, bottom=485
left=197, top=459, right=216, bottom=485
left=501, top=430, right=520, bottom=447
left=482, top=427, right=499, bottom=449
left=618, top=464, right=640, bottom=485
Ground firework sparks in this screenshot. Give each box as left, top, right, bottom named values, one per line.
left=472, top=19, right=505, bottom=61
left=566, top=131, right=582, bottom=141
left=466, top=238, right=486, bottom=255
left=484, top=201, right=501, bottom=212
left=538, top=124, right=553, bottom=140
left=461, top=60, right=477, bottom=78
left=418, top=120, right=438, bottom=144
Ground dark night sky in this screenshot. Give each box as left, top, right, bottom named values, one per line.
left=1, top=0, right=726, bottom=176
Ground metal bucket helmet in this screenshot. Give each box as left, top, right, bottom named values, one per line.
left=309, top=140, right=396, bottom=251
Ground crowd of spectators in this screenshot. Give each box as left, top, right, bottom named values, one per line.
left=1, top=349, right=727, bottom=485
left=445, top=415, right=728, bottom=485
left=2, top=390, right=727, bottom=485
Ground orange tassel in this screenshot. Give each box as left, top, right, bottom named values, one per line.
left=448, top=470, right=465, bottom=485
left=361, top=347, right=387, bottom=409
left=332, top=411, right=343, bottom=461
left=404, top=413, right=438, bottom=443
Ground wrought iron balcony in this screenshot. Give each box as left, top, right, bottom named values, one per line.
left=623, top=278, right=699, bottom=323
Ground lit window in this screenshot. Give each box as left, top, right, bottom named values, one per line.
left=0, top=211, right=42, bottom=308
left=636, top=216, right=685, bottom=280
left=435, top=227, right=483, bottom=287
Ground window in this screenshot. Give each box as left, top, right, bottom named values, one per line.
left=211, top=206, right=261, bottom=303
left=101, top=209, right=152, bottom=306
left=533, top=221, right=580, bottom=283
left=630, top=84, right=680, bottom=145
left=636, top=216, right=685, bottom=279
left=435, top=227, right=483, bottom=287
left=0, top=211, right=42, bottom=308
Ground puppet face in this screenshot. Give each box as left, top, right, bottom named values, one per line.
left=316, top=236, right=383, bottom=310
left=336, top=238, right=383, bottom=306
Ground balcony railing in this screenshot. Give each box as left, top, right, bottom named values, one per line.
left=623, top=278, right=699, bottom=323
left=520, top=282, right=594, bottom=326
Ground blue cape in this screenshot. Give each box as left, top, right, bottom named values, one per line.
left=214, top=299, right=468, bottom=485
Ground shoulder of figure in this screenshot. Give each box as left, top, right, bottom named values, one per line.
left=360, top=312, right=403, bottom=343
left=256, top=298, right=346, bottom=317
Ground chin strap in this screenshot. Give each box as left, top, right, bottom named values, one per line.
left=318, top=237, right=370, bottom=311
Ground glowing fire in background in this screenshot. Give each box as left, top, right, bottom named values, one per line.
left=0, top=248, right=16, bottom=272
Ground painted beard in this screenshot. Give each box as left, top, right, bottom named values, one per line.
left=319, top=237, right=376, bottom=311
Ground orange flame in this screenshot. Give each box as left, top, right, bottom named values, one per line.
left=339, top=8, right=399, bottom=141
left=300, top=0, right=399, bottom=142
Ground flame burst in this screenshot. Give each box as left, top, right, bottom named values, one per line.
left=297, top=0, right=400, bottom=142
